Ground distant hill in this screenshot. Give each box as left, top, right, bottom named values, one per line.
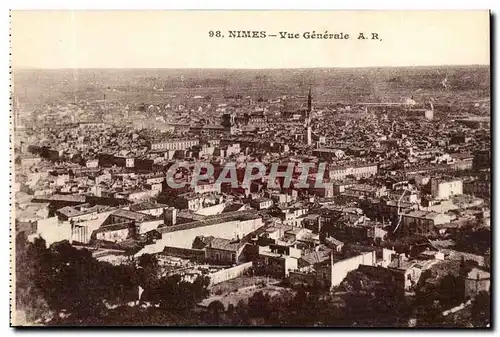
left=12, top=65, right=490, bottom=108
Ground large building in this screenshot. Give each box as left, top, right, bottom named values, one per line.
left=149, top=139, right=199, bottom=152
left=430, top=178, right=463, bottom=200
left=328, top=163, right=378, bottom=180
left=398, top=210, right=451, bottom=236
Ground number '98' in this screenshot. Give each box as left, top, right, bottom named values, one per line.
left=209, top=31, right=222, bottom=37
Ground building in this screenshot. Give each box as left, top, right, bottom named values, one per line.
left=387, top=254, right=425, bottom=291
left=94, top=221, right=134, bottom=243
left=398, top=210, right=451, bottom=236
left=313, top=148, right=345, bottom=161
left=270, top=205, right=308, bottom=227
left=253, top=244, right=301, bottom=278
left=324, top=237, right=344, bottom=252
left=309, top=182, right=334, bottom=198
left=465, top=268, right=490, bottom=300
left=430, top=178, right=463, bottom=200
left=250, top=198, right=273, bottom=210
left=455, top=116, right=490, bottom=129
left=205, top=237, right=247, bottom=265
left=193, top=181, right=221, bottom=194
left=104, top=208, right=164, bottom=236
left=305, top=89, right=313, bottom=146
left=330, top=251, right=378, bottom=288
left=149, top=139, right=199, bottom=152
left=56, top=203, right=113, bottom=222
left=407, top=108, right=434, bottom=121
left=28, top=217, right=72, bottom=246
left=175, top=193, right=223, bottom=212
left=328, top=163, right=378, bottom=180
left=129, top=202, right=169, bottom=217
left=85, top=158, right=99, bottom=168
left=137, top=210, right=265, bottom=254
left=344, top=184, right=388, bottom=199
left=473, top=150, right=491, bottom=171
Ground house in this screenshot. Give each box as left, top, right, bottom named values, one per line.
left=330, top=251, right=377, bottom=288
left=290, top=249, right=378, bottom=289
left=430, top=178, right=463, bottom=200
left=325, top=237, right=344, bottom=252
left=367, top=225, right=388, bottom=242
left=129, top=202, right=169, bottom=217
left=250, top=197, right=273, bottom=210
left=271, top=205, right=308, bottom=227
left=149, top=139, right=199, bottom=152
left=312, top=148, right=345, bottom=161
left=309, top=182, right=334, bottom=198
left=387, top=254, right=425, bottom=291
left=85, top=158, right=99, bottom=168
left=345, top=184, right=388, bottom=199
left=174, top=193, right=223, bottom=212
left=94, top=221, right=134, bottom=243
left=465, top=268, right=490, bottom=300
left=328, top=163, right=378, bottom=180
left=56, top=203, right=113, bottom=222
left=283, top=227, right=314, bottom=243
left=343, top=265, right=406, bottom=298
left=28, top=217, right=72, bottom=246
left=253, top=245, right=299, bottom=278
left=205, top=237, right=247, bottom=265
left=193, top=181, right=221, bottom=194
left=289, top=245, right=333, bottom=288
left=302, top=214, right=321, bottom=232
left=398, top=210, right=451, bottom=236
left=106, top=209, right=163, bottom=236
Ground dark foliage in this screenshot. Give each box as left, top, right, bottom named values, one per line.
left=15, top=235, right=210, bottom=324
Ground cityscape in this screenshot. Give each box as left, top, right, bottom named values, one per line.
left=9, top=9, right=492, bottom=329
left=11, top=65, right=491, bottom=327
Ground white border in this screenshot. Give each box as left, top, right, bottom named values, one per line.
left=3, top=1, right=498, bottom=336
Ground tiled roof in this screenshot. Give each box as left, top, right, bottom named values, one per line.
left=208, top=237, right=244, bottom=252
left=112, top=209, right=152, bottom=222
left=300, top=245, right=332, bottom=266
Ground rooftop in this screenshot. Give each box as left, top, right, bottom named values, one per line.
left=208, top=237, right=244, bottom=252
left=112, top=209, right=154, bottom=222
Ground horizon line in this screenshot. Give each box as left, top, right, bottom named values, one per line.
left=12, top=64, right=490, bottom=71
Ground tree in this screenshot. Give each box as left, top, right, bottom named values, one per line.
left=207, top=300, right=225, bottom=325
left=137, top=253, right=160, bottom=288
left=233, top=299, right=250, bottom=325
left=471, top=291, right=490, bottom=327
left=145, top=274, right=210, bottom=313
left=247, top=291, right=271, bottom=319
left=15, top=234, right=52, bottom=324
left=438, top=273, right=463, bottom=307
left=415, top=300, right=445, bottom=327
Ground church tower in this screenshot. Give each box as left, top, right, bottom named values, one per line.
left=306, top=88, right=312, bottom=146
left=307, top=88, right=312, bottom=115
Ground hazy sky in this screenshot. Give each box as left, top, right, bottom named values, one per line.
left=11, top=10, right=490, bottom=69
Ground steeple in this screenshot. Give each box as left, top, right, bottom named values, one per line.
left=305, top=88, right=312, bottom=146
left=307, top=88, right=312, bottom=114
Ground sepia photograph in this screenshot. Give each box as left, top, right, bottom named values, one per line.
left=10, top=10, right=491, bottom=327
